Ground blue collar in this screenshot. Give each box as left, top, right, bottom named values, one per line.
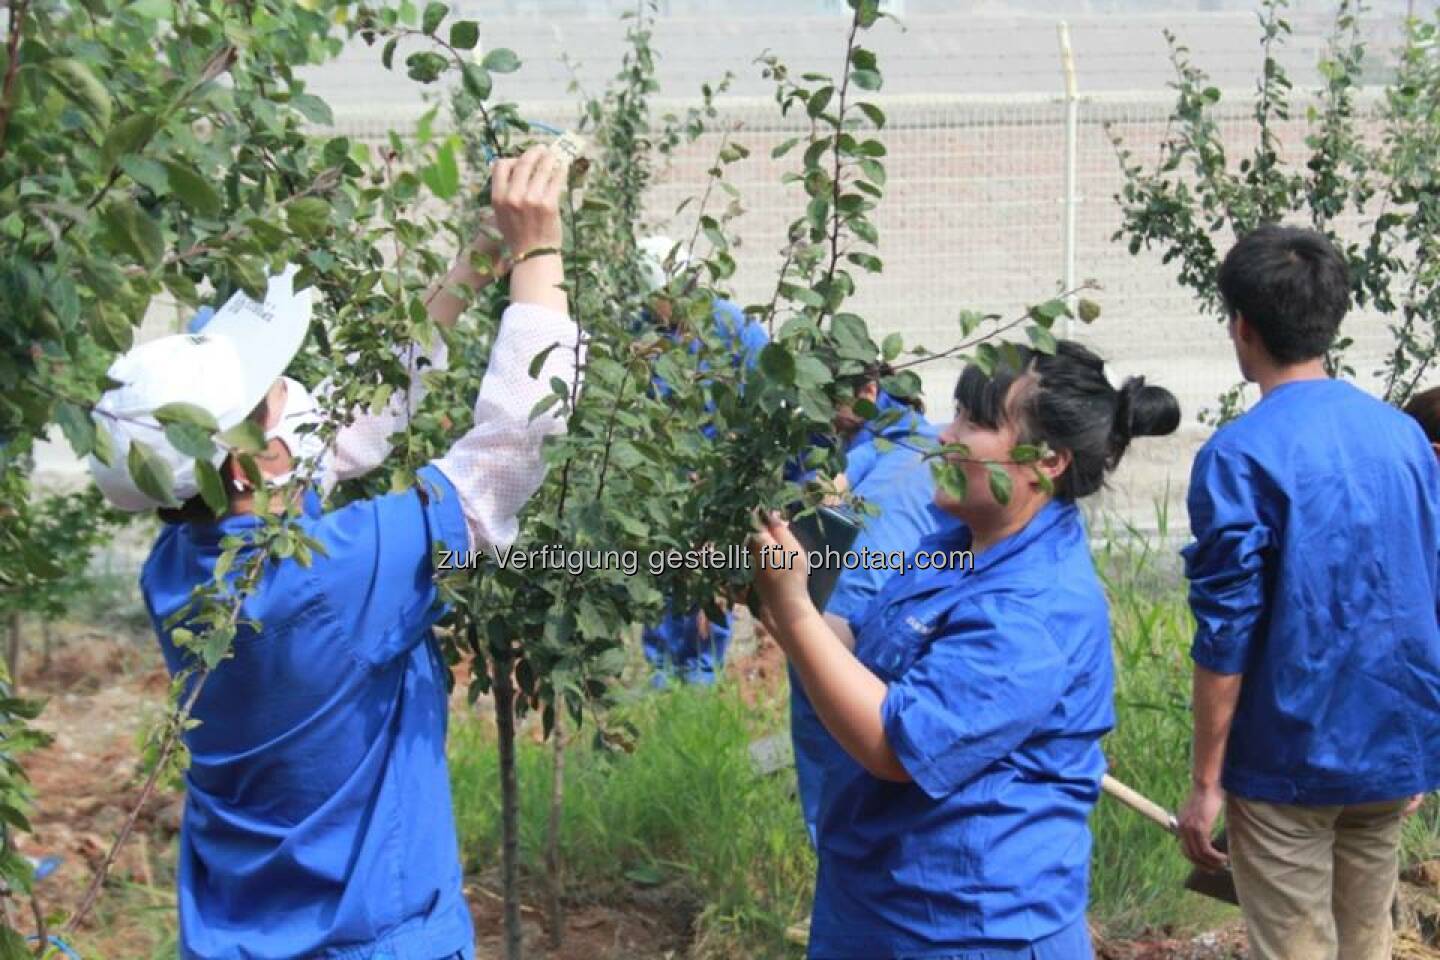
left=938, top=498, right=1077, bottom=576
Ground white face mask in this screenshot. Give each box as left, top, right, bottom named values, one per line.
left=264, top=377, right=329, bottom=490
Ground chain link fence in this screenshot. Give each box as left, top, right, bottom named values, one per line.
left=324, top=84, right=1399, bottom=530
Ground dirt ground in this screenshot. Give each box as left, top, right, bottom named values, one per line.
left=10, top=630, right=1440, bottom=959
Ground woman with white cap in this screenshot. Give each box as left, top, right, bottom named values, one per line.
left=88, top=145, right=578, bottom=960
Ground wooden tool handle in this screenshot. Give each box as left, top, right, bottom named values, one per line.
left=1102, top=774, right=1179, bottom=835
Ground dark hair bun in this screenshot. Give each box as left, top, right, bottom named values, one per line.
left=1116, top=376, right=1182, bottom=440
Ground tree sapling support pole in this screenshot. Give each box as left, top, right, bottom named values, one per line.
left=1058, top=20, right=1079, bottom=340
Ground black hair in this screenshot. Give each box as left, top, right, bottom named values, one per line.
left=1216, top=224, right=1350, bottom=365
left=953, top=339, right=1181, bottom=500
left=866, top=361, right=925, bottom=416
left=1404, top=386, right=1440, bottom=444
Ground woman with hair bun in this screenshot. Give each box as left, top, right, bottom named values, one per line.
left=751, top=340, right=1180, bottom=959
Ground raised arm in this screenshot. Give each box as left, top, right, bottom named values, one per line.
left=432, top=145, right=580, bottom=553
left=321, top=214, right=509, bottom=487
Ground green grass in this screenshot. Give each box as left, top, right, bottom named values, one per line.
left=1091, top=508, right=1239, bottom=936
left=450, top=683, right=816, bottom=956
left=449, top=517, right=1440, bottom=954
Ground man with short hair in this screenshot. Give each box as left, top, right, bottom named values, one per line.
left=1177, top=224, right=1440, bottom=960
left=89, top=146, right=579, bottom=959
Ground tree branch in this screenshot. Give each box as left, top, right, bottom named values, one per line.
left=0, top=0, right=32, bottom=164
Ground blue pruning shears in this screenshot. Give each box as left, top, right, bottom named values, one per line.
left=21, top=855, right=82, bottom=958
left=28, top=936, right=82, bottom=960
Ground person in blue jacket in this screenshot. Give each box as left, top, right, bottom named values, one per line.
left=751, top=339, right=1181, bottom=959
left=789, top=378, right=963, bottom=845
left=86, top=147, right=580, bottom=959
left=638, top=236, right=768, bottom=687
left=1176, top=225, right=1440, bottom=960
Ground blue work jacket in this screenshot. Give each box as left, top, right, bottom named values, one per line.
left=140, top=466, right=474, bottom=960
left=790, top=404, right=960, bottom=843
left=1183, top=378, right=1440, bottom=805
left=808, top=500, right=1113, bottom=957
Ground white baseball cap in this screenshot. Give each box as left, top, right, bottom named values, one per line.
left=638, top=235, right=693, bottom=294
left=88, top=265, right=313, bottom=511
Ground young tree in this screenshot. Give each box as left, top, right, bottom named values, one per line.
left=1111, top=0, right=1440, bottom=421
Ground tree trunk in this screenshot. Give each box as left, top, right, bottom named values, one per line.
left=491, top=646, right=523, bottom=960
left=40, top=618, right=53, bottom=674
left=545, top=716, right=566, bottom=949
left=6, top=612, right=20, bottom=692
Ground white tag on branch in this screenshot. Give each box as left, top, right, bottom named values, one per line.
left=547, top=131, right=591, bottom=179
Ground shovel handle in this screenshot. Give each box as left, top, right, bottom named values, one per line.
left=1102, top=774, right=1179, bottom=835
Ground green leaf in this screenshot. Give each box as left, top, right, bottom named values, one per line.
left=879, top=370, right=922, bottom=399
left=930, top=460, right=967, bottom=502
left=986, top=462, right=1014, bottom=505
left=1010, top=444, right=1044, bottom=464
left=851, top=217, right=879, bottom=245
left=528, top=343, right=559, bottom=378
left=155, top=404, right=221, bottom=432
left=957, top=309, right=989, bottom=336
left=91, top=417, right=117, bottom=467
left=779, top=284, right=824, bottom=309
left=881, top=332, right=903, bottom=362
left=421, top=139, right=460, bottom=200
left=128, top=438, right=180, bottom=507
left=101, top=199, right=164, bottom=267
left=528, top=392, right=562, bottom=422
left=482, top=47, right=521, bottom=74
left=449, top=20, right=479, bottom=50
left=461, top=63, right=492, bottom=100
left=1027, top=324, right=1059, bottom=354
left=285, top=196, right=331, bottom=240
left=807, top=85, right=834, bottom=119
left=382, top=37, right=398, bottom=70
left=1078, top=298, right=1102, bottom=323
left=47, top=57, right=112, bottom=128
left=163, top=161, right=223, bottom=217
left=846, top=252, right=882, bottom=273
left=101, top=113, right=159, bottom=169
left=165, top=422, right=218, bottom=460
left=218, top=420, right=265, bottom=453
left=850, top=68, right=882, bottom=91
left=771, top=136, right=801, bottom=159
left=0, top=803, right=31, bottom=834
left=289, top=92, right=334, bottom=126
left=859, top=157, right=886, bottom=187
left=55, top=402, right=97, bottom=458
left=421, top=1, right=447, bottom=35
left=195, top=458, right=228, bottom=516
left=405, top=51, right=448, bottom=83
left=857, top=101, right=886, bottom=129
left=853, top=0, right=882, bottom=27
left=200, top=624, right=236, bottom=669
left=1028, top=298, right=1071, bottom=326
left=759, top=343, right=796, bottom=384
